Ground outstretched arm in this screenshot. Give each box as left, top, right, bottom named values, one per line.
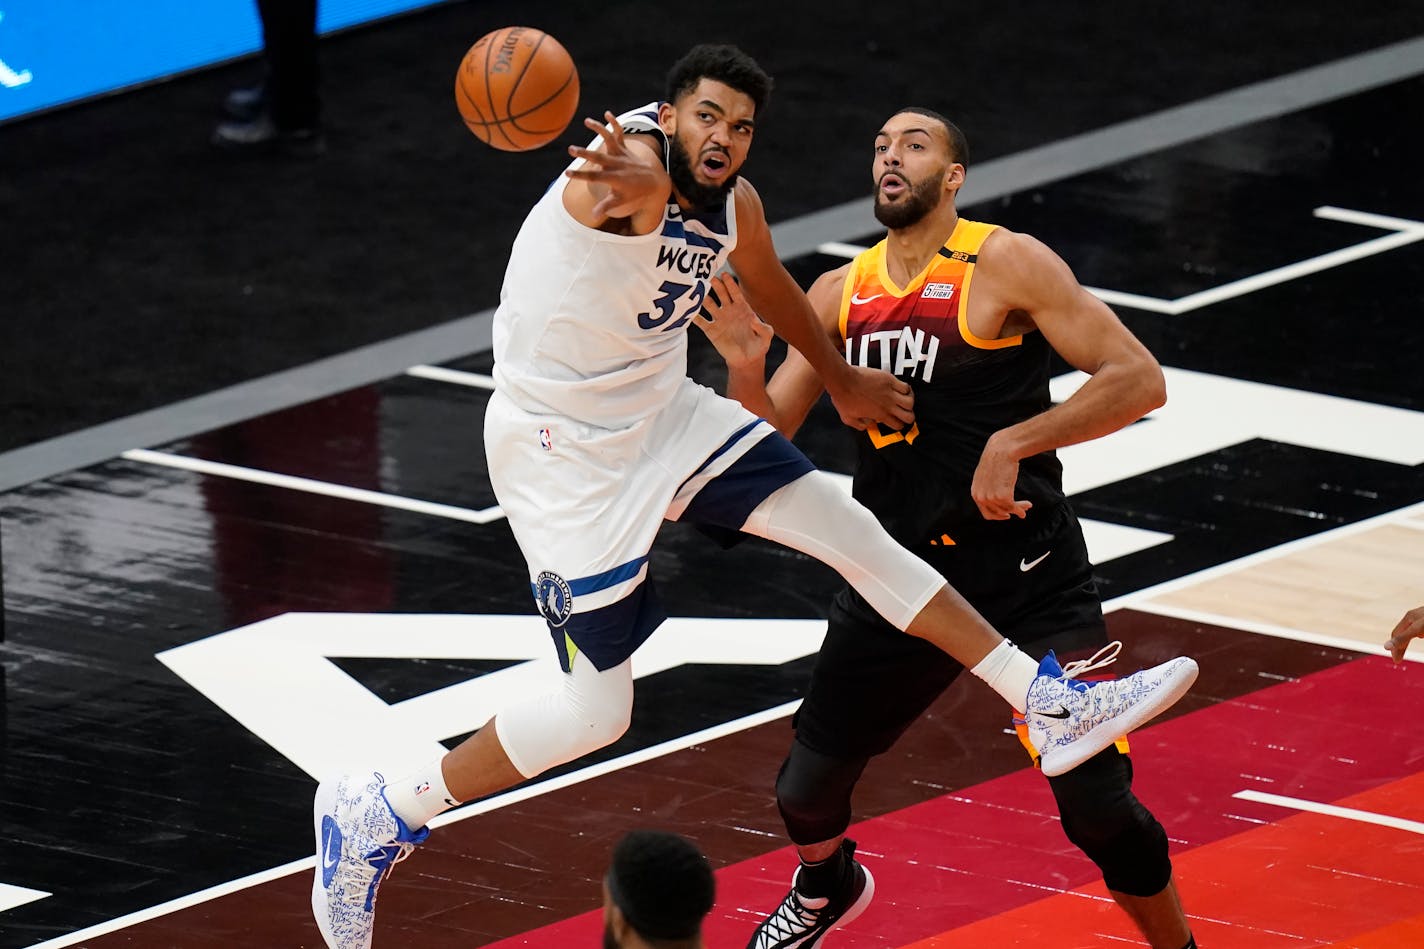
left=562, top=112, right=670, bottom=234
left=968, top=229, right=1167, bottom=520
left=728, top=180, right=913, bottom=432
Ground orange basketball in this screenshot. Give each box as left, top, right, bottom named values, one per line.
left=455, top=26, right=580, bottom=152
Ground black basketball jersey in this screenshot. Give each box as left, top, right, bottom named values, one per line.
left=837, top=218, right=1065, bottom=547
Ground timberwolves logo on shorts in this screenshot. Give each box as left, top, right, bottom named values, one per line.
left=534, top=571, right=574, bottom=627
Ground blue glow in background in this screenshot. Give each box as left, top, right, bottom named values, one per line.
left=0, top=0, right=445, bottom=122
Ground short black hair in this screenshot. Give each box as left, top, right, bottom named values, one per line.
left=606, top=830, right=715, bottom=942
left=666, top=44, right=773, bottom=115
left=894, top=106, right=970, bottom=167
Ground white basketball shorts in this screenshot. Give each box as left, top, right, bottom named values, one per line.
left=484, top=376, right=814, bottom=671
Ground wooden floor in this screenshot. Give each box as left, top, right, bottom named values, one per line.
left=2, top=10, right=1423, bottom=949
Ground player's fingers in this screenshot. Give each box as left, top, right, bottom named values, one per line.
left=600, top=111, right=625, bottom=150
left=1388, top=609, right=1424, bottom=640
left=888, top=385, right=915, bottom=423
left=703, top=274, right=728, bottom=307
left=717, top=272, right=743, bottom=303
left=581, top=115, right=610, bottom=140
left=565, top=143, right=609, bottom=167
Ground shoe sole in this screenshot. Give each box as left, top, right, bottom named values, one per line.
left=808, top=866, right=876, bottom=948
left=311, top=778, right=340, bottom=949
left=1039, top=657, right=1199, bottom=777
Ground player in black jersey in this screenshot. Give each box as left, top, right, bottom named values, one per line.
left=700, top=107, right=1198, bottom=949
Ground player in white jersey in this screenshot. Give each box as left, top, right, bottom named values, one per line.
left=312, top=44, right=1200, bottom=949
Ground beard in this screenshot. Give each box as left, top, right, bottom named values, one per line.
left=668, top=133, right=738, bottom=212
left=873, top=171, right=941, bottom=229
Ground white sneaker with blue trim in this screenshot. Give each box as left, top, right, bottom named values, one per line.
left=312, top=772, right=430, bottom=949
left=1026, top=645, right=1198, bottom=777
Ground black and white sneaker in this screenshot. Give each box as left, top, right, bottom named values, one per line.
left=745, top=840, right=875, bottom=949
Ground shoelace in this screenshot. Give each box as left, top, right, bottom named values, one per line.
left=361, top=841, right=418, bottom=912
left=1060, top=640, right=1122, bottom=679
left=762, top=890, right=827, bottom=941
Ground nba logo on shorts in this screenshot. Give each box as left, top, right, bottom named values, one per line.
left=534, top=571, right=573, bottom=627
left=538, top=427, right=553, bottom=451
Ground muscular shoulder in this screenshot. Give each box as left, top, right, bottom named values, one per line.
left=732, top=178, right=767, bottom=225
left=977, top=227, right=1068, bottom=282
left=623, top=129, right=665, bottom=163
left=730, top=178, right=774, bottom=256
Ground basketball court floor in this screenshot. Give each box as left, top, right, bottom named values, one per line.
left=2, top=19, right=1423, bottom=949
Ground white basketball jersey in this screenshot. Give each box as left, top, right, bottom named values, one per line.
left=491, top=103, right=740, bottom=429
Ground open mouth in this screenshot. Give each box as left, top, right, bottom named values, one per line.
left=701, top=150, right=730, bottom=179
left=879, top=173, right=907, bottom=197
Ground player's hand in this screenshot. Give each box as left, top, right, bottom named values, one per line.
left=691, top=274, right=772, bottom=370
left=826, top=365, right=914, bottom=432
left=1385, top=606, right=1424, bottom=664
left=564, top=112, right=670, bottom=219
left=971, top=433, right=1032, bottom=520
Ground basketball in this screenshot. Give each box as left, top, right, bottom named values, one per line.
left=455, top=26, right=580, bottom=152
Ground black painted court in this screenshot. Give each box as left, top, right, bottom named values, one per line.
left=2, top=3, right=1423, bottom=946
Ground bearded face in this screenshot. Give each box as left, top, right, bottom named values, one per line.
left=668, top=131, right=739, bottom=212
left=873, top=168, right=943, bottom=228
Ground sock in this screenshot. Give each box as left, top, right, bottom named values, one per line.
left=970, top=639, right=1041, bottom=712
left=383, top=756, right=460, bottom=830
left=795, top=845, right=848, bottom=898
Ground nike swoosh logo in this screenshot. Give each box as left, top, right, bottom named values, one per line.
left=1036, top=707, right=1071, bottom=719
left=1020, top=550, right=1051, bottom=572
left=850, top=292, right=883, bottom=305
left=322, top=820, right=341, bottom=872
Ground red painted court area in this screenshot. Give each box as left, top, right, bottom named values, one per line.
left=488, top=655, right=1424, bottom=948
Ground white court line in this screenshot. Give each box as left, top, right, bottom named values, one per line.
left=407, top=364, right=495, bottom=389
left=821, top=206, right=1424, bottom=315
left=1104, top=499, right=1424, bottom=614
left=816, top=241, right=871, bottom=259
left=1154, top=206, right=1424, bottom=313
left=23, top=699, right=801, bottom=949
left=816, top=241, right=867, bottom=258
left=1127, top=600, right=1410, bottom=662
left=1234, top=790, right=1424, bottom=835
left=121, top=449, right=505, bottom=525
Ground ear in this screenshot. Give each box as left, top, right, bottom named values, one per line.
left=608, top=903, right=633, bottom=942
left=944, top=162, right=965, bottom=193
left=659, top=100, right=677, bottom=135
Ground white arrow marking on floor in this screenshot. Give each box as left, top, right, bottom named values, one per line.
left=156, top=613, right=827, bottom=781
left=0, top=882, right=50, bottom=913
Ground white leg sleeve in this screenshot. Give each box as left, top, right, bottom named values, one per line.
left=742, top=471, right=946, bottom=631
left=494, top=654, right=634, bottom=779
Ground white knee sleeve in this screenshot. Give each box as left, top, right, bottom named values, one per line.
left=742, top=471, right=946, bottom=630
left=494, top=655, right=634, bottom=778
